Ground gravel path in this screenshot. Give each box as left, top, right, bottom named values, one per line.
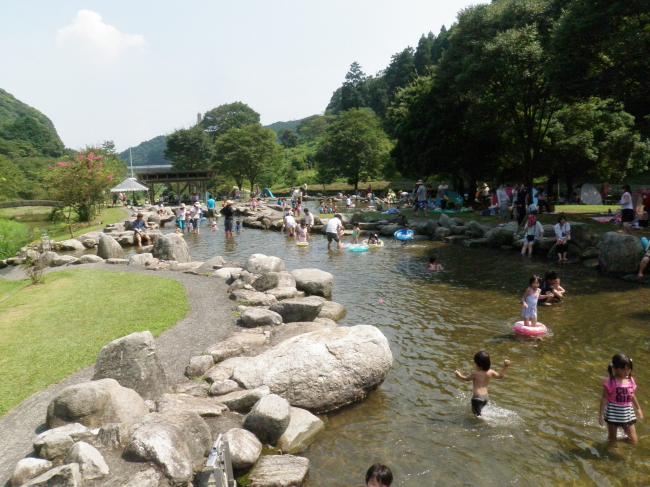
left=0, top=264, right=233, bottom=486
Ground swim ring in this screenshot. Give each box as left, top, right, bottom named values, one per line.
left=296, top=241, right=309, bottom=247
left=513, top=321, right=548, bottom=337
left=362, top=239, right=384, bottom=248
left=641, top=237, right=650, bottom=251
left=394, top=229, right=414, bottom=241
left=348, top=244, right=369, bottom=252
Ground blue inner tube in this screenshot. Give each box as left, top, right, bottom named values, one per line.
left=348, top=244, right=369, bottom=252
left=394, top=229, right=414, bottom=241
left=642, top=236, right=650, bottom=251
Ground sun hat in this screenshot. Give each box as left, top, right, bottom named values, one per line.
left=416, top=179, right=424, bottom=184
left=194, top=201, right=200, bottom=206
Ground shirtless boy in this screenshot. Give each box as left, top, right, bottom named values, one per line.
left=454, top=351, right=511, bottom=416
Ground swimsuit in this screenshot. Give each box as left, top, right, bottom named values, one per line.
left=522, top=290, right=539, bottom=319
left=471, top=395, right=488, bottom=416
left=603, top=377, right=637, bottom=426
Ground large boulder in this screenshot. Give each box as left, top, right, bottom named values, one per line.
left=156, top=393, right=228, bottom=417
left=206, top=331, right=268, bottom=363
left=215, top=386, right=271, bottom=413
left=125, top=412, right=211, bottom=484
left=46, top=378, right=148, bottom=428
left=52, top=255, right=78, bottom=266
left=465, top=221, right=487, bottom=238
left=196, top=255, right=226, bottom=274
left=241, top=307, right=283, bottom=327
left=97, top=234, right=124, bottom=259
left=77, top=254, right=104, bottom=264
left=244, top=394, right=291, bottom=445
left=230, top=289, right=278, bottom=307
left=291, top=268, right=334, bottom=298
left=54, top=239, right=85, bottom=252
left=214, top=267, right=243, bottom=280
left=22, top=464, right=82, bottom=487
left=484, top=223, right=517, bottom=247
left=277, top=407, right=325, bottom=454
left=434, top=227, right=451, bottom=239
left=253, top=271, right=296, bottom=292
left=598, top=231, right=644, bottom=275
left=247, top=455, right=309, bottom=487
left=38, top=251, right=59, bottom=267
left=152, top=234, right=191, bottom=263
left=185, top=355, right=215, bottom=378
left=223, top=428, right=263, bottom=470
left=317, top=300, right=346, bottom=322
left=128, top=253, right=158, bottom=266
left=245, top=254, right=286, bottom=274
left=10, top=458, right=53, bottom=486
left=437, top=213, right=455, bottom=228
left=220, top=325, right=393, bottom=413
left=93, top=331, right=168, bottom=400
left=269, top=296, right=324, bottom=323
left=33, top=423, right=92, bottom=460
left=64, top=441, right=109, bottom=480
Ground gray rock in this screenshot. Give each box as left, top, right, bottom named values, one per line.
left=95, top=422, right=134, bottom=450
left=46, top=378, right=148, bottom=428
left=378, top=224, right=400, bottom=236
left=105, top=258, right=128, bottom=265
left=185, top=355, right=215, bottom=378
left=10, top=458, right=53, bottom=486
left=270, top=296, right=324, bottom=323
left=241, top=308, right=283, bottom=327
left=156, top=393, right=228, bottom=417
left=581, top=246, right=600, bottom=259
left=125, top=411, right=211, bottom=484
left=55, top=239, right=86, bottom=252
left=38, top=251, right=59, bottom=267
left=204, top=365, right=234, bottom=383
left=266, top=287, right=304, bottom=300
left=22, top=463, right=82, bottom=487
left=247, top=455, right=309, bottom=487
left=221, top=325, right=393, bottom=413
left=437, top=213, right=455, bottom=228
left=245, top=254, right=286, bottom=274
left=277, top=407, right=325, bottom=454
left=244, top=394, right=290, bottom=445
left=291, top=268, right=334, bottom=298
left=52, top=255, right=78, bottom=266
left=33, top=423, right=92, bottom=460
left=65, top=441, right=109, bottom=480
left=215, top=386, right=271, bottom=413
left=598, top=232, right=644, bottom=275
left=97, top=234, right=125, bottom=259
left=173, top=381, right=210, bottom=397
left=209, top=380, right=240, bottom=396
left=170, top=261, right=203, bottom=272
left=484, top=225, right=516, bottom=247
left=77, top=254, right=104, bottom=264
left=317, top=300, right=346, bottom=322
left=230, top=289, right=278, bottom=307
left=196, top=255, right=226, bottom=274
left=464, top=220, right=486, bottom=238
left=93, top=331, right=168, bottom=400
left=223, top=428, right=263, bottom=470
left=214, top=267, right=243, bottom=280
left=206, top=331, right=268, bottom=363
left=253, top=271, right=296, bottom=292
left=128, top=253, right=158, bottom=266
left=435, top=226, right=451, bottom=239
left=152, top=234, right=191, bottom=263
left=81, top=238, right=97, bottom=249
left=120, top=468, right=160, bottom=487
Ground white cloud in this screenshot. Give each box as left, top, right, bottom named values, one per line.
left=56, top=10, right=145, bottom=62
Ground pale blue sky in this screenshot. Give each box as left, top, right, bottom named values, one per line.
left=1, top=1, right=485, bottom=151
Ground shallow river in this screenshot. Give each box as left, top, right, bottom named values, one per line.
left=181, top=224, right=650, bottom=486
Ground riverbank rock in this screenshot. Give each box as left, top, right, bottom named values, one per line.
left=230, top=289, right=278, bottom=307
left=46, top=378, right=148, bottom=428
left=277, top=407, right=324, bottom=454
left=196, top=255, right=226, bottom=274
left=77, top=254, right=104, bottom=264
left=93, top=331, right=168, bottom=400
left=244, top=394, right=290, bottom=445
left=484, top=222, right=517, bottom=247
left=245, top=254, right=286, bottom=274
left=206, top=331, right=268, bottom=362
left=270, top=296, right=324, bottom=323
left=54, top=239, right=85, bottom=252
left=291, top=268, right=334, bottom=298
left=128, top=252, right=158, bottom=266
left=152, top=234, right=191, bottom=263
left=215, top=386, right=271, bottom=413
left=97, top=234, right=124, bottom=259
left=223, top=428, right=262, bottom=470
left=156, top=393, right=228, bottom=417
left=52, top=255, right=78, bottom=266
left=598, top=232, right=644, bottom=275
left=248, top=455, right=309, bottom=487
left=465, top=221, right=487, bottom=238
left=214, top=267, right=243, bottom=280
left=253, top=271, right=296, bottom=292
left=317, top=300, right=346, bottom=321
left=241, top=308, right=283, bottom=327
left=22, top=464, right=81, bottom=487
left=10, top=458, right=53, bottom=486
left=220, top=325, right=393, bottom=413
left=185, top=355, right=215, bottom=378
left=210, top=380, right=240, bottom=396
left=435, top=227, right=451, bottom=239
left=121, top=468, right=160, bottom=487
left=64, top=442, right=109, bottom=480
left=33, top=423, right=92, bottom=460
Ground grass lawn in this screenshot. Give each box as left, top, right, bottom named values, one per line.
left=553, top=204, right=619, bottom=214
left=0, top=269, right=189, bottom=417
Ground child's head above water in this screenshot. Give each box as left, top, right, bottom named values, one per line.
left=365, top=464, right=392, bottom=487
left=428, top=256, right=437, bottom=264
left=529, top=275, right=541, bottom=288
left=474, top=350, right=491, bottom=371
left=608, top=353, right=633, bottom=380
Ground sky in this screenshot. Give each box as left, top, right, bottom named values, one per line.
left=1, top=0, right=485, bottom=151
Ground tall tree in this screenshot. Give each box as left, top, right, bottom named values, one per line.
left=199, top=102, right=260, bottom=139
left=340, top=62, right=368, bottom=111
left=315, top=109, right=391, bottom=191
left=414, top=33, right=435, bottom=75
left=164, top=127, right=212, bottom=170
left=384, top=48, right=416, bottom=101
left=278, top=129, right=298, bottom=148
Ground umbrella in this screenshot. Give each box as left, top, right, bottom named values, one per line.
left=110, top=177, right=149, bottom=193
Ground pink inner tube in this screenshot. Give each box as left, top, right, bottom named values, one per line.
left=513, top=321, right=548, bottom=337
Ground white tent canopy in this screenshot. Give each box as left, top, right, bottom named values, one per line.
left=580, top=183, right=602, bottom=205
left=110, top=177, right=149, bottom=193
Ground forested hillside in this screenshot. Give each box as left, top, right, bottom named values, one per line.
left=118, top=135, right=169, bottom=166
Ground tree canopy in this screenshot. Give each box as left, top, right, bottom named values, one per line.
left=199, top=102, right=260, bottom=139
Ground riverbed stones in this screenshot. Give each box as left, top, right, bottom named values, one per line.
left=93, top=331, right=168, bottom=400
left=64, top=441, right=109, bottom=480
left=291, top=268, right=334, bottom=298
left=241, top=307, right=283, bottom=327
left=598, top=231, right=644, bottom=275
left=277, top=407, right=325, bottom=454
left=97, top=234, right=125, bottom=259
left=52, top=254, right=78, bottom=266
left=204, top=364, right=234, bottom=383
left=230, top=289, right=278, bottom=306
left=77, top=254, right=104, bottom=264
left=266, top=287, right=304, bottom=300
left=435, top=226, right=451, bottom=239
left=125, top=411, right=211, bottom=484
left=33, top=423, right=92, bottom=460
left=245, top=254, right=286, bottom=274
left=10, top=458, right=53, bottom=486
left=269, top=296, right=324, bottom=323
left=244, top=394, right=290, bottom=445
left=156, top=393, right=228, bottom=417
left=247, top=455, right=309, bottom=487
left=206, top=330, right=268, bottom=362
left=22, top=463, right=82, bottom=487
left=185, top=355, right=215, bottom=378
left=55, top=239, right=85, bottom=252
left=128, top=252, right=158, bottom=266
left=152, top=233, right=191, bottom=263
left=253, top=271, right=296, bottom=292
left=210, top=379, right=240, bottom=396
left=46, top=378, right=148, bottom=428
left=317, top=300, right=346, bottom=322
left=221, top=325, right=392, bottom=413
left=215, top=386, right=271, bottom=413
left=223, top=428, right=263, bottom=470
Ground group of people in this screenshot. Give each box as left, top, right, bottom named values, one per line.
left=175, top=202, right=203, bottom=235
left=520, top=213, right=571, bottom=263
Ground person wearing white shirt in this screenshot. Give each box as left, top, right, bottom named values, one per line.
left=325, top=214, right=343, bottom=250
left=554, top=215, right=571, bottom=263
left=496, top=185, right=510, bottom=221
left=283, top=211, right=297, bottom=237
left=620, top=184, right=634, bottom=233
left=304, top=208, right=314, bottom=229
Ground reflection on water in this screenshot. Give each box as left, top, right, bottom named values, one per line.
left=181, top=225, right=650, bottom=486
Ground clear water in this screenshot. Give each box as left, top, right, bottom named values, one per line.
left=180, top=224, right=650, bottom=486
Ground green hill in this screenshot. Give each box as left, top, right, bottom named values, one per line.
left=0, top=88, right=65, bottom=158
left=265, top=116, right=315, bottom=134
left=119, top=135, right=170, bottom=166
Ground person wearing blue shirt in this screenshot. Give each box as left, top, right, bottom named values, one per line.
left=207, top=194, right=216, bottom=224
left=132, top=213, right=150, bottom=247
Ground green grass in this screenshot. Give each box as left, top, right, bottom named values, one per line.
left=553, top=204, right=619, bottom=214
left=0, top=219, right=31, bottom=259
left=0, top=269, right=189, bottom=416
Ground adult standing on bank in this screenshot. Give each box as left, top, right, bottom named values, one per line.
left=414, top=180, right=427, bottom=214
left=325, top=213, right=344, bottom=250
left=220, top=200, right=235, bottom=238
left=620, top=184, right=634, bottom=233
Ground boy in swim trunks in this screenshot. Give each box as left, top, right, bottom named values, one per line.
left=455, top=351, right=511, bottom=416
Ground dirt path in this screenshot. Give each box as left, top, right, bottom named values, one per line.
left=0, top=265, right=233, bottom=486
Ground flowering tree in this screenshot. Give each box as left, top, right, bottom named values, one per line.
left=47, top=149, right=119, bottom=224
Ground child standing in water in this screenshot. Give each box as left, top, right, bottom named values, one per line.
left=296, top=221, right=308, bottom=244
left=455, top=351, right=511, bottom=416
left=521, top=275, right=542, bottom=327
left=599, top=353, right=643, bottom=444
left=352, top=224, right=361, bottom=244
